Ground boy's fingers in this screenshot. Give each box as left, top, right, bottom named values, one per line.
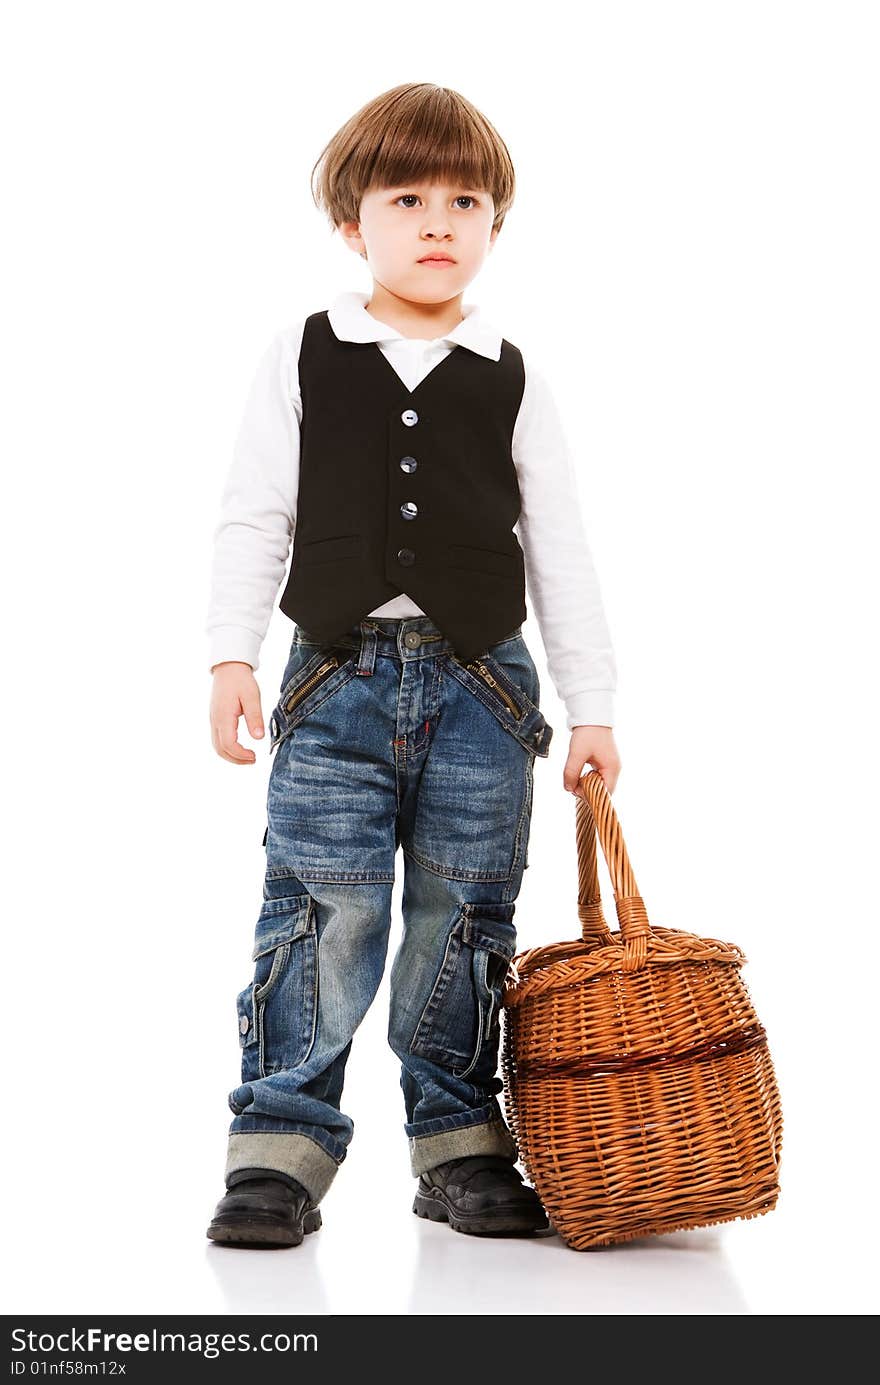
left=215, top=712, right=256, bottom=764
left=241, top=690, right=265, bottom=741
left=564, top=755, right=619, bottom=796
left=562, top=752, right=587, bottom=793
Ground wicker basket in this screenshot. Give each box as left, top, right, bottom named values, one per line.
left=501, top=770, right=783, bottom=1250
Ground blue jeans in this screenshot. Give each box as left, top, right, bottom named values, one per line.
left=224, top=616, right=553, bottom=1205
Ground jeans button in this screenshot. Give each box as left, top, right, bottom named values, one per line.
left=404, top=631, right=422, bottom=649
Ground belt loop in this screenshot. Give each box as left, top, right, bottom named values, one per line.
left=357, top=621, right=378, bottom=675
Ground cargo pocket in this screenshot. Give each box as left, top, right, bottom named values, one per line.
left=235, top=981, right=260, bottom=1085
left=236, top=894, right=319, bottom=1078
left=269, top=647, right=359, bottom=751
left=409, top=902, right=517, bottom=1083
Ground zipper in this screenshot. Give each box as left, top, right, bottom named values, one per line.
left=465, top=659, right=522, bottom=719
left=284, top=656, right=339, bottom=713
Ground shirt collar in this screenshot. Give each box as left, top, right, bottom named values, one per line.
left=327, top=289, right=502, bottom=362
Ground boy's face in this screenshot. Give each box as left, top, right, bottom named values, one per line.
left=339, top=180, right=498, bottom=304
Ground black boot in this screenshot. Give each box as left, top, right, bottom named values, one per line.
left=206, top=1168, right=323, bottom=1248
left=413, top=1155, right=548, bottom=1236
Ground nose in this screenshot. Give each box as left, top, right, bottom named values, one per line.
left=421, top=212, right=454, bottom=239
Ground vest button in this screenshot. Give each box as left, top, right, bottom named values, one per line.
left=399, top=456, right=418, bottom=473
left=401, top=408, right=419, bottom=427
left=400, top=502, right=418, bottom=520
left=397, top=548, right=415, bottom=566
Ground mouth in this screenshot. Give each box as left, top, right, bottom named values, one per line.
left=417, top=254, right=456, bottom=265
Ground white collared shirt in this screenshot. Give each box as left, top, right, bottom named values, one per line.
left=205, top=290, right=617, bottom=729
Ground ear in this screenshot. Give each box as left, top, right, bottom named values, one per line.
left=337, top=220, right=366, bottom=257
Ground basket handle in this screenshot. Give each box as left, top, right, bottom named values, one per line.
left=574, top=770, right=652, bottom=967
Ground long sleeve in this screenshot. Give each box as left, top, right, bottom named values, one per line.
left=205, top=325, right=304, bottom=673
left=512, top=356, right=617, bottom=729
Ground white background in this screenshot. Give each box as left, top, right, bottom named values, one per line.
left=3, top=0, right=878, bottom=1316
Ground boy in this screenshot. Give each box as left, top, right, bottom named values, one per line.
left=205, top=83, right=620, bottom=1248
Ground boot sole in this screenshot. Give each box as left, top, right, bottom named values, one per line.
left=413, top=1189, right=548, bottom=1237
left=207, top=1206, right=322, bottom=1248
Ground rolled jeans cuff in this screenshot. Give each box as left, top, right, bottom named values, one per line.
left=408, top=1115, right=518, bottom=1177
left=225, top=1131, right=339, bottom=1205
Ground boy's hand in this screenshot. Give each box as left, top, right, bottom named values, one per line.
left=210, top=661, right=265, bottom=764
left=563, top=725, right=621, bottom=796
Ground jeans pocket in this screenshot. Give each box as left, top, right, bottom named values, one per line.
left=409, top=902, right=517, bottom=1082
left=236, top=894, right=319, bottom=1078
left=269, top=646, right=359, bottom=751
left=446, top=637, right=553, bottom=758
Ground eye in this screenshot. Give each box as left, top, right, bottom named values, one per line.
left=394, top=193, right=480, bottom=210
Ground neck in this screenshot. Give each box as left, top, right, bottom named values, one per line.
left=364, top=284, right=465, bottom=340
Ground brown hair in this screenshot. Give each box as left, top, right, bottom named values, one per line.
left=311, top=83, right=516, bottom=235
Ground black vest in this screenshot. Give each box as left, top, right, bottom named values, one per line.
left=278, top=310, right=527, bottom=663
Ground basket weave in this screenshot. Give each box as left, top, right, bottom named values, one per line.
left=501, top=770, right=783, bottom=1250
